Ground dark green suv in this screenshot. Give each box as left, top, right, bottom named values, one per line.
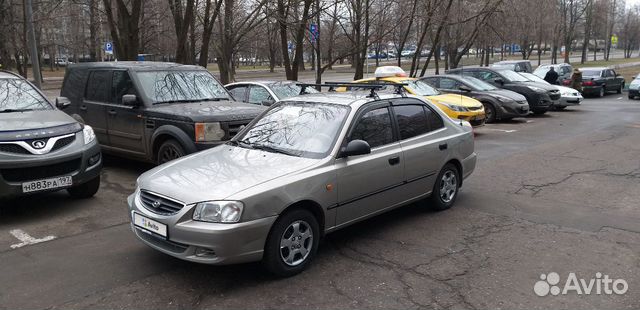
left=59, top=62, right=266, bottom=164
left=0, top=71, right=102, bottom=199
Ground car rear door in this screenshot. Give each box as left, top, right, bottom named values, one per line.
left=82, top=70, right=111, bottom=146
left=335, top=102, right=405, bottom=226
left=105, top=70, right=146, bottom=155
left=391, top=98, right=448, bottom=198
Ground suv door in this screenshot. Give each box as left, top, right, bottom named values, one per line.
left=335, top=103, right=405, bottom=226
left=391, top=99, right=448, bottom=198
left=82, top=70, right=111, bottom=145
left=106, top=70, right=146, bottom=155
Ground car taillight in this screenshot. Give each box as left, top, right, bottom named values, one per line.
left=582, top=80, right=594, bottom=86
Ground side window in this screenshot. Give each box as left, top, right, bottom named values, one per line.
left=425, top=105, right=444, bottom=130
left=228, top=86, right=248, bottom=102
left=393, top=105, right=429, bottom=139
left=439, top=78, right=461, bottom=90
left=85, top=71, right=111, bottom=102
left=112, top=71, right=135, bottom=104
left=477, top=71, right=497, bottom=81
left=610, top=70, right=617, bottom=77
left=422, top=78, right=439, bottom=88
left=248, top=86, right=272, bottom=104
left=350, top=107, right=394, bottom=148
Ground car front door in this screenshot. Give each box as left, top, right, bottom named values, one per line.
left=392, top=99, right=448, bottom=198
left=334, top=103, right=405, bottom=226
left=82, top=70, right=111, bottom=146
left=105, top=70, right=146, bottom=155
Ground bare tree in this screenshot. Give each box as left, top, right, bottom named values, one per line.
left=102, top=0, right=143, bottom=60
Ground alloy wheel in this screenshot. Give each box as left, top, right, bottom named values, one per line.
left=439, top=170, right=458, bottom=203
left=280, top=220, right=313, bottom=266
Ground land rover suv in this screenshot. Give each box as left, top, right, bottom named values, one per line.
left=59, top=62, right=266, bottom=164
left=0, top=71, right=102, bottom=199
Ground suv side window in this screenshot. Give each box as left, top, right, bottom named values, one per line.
left=248, top=86, right=272, bottom=104
left=439, top=78, right=461, bottom=90
left=228, top=85, right=248, bottom=102
left=112, top=71, right=136, bottom=105
left=85, top=71, right=111, bottom=102
left=350, top=107, right=394, bottom=148
left=393, top=105, right=429, bottom=139
left=477, top=70, right=498, bottom=81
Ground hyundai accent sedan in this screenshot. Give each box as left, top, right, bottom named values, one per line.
left=128, top=89, right=476, bottom=276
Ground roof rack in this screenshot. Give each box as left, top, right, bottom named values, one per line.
left=298, top=82, right=408, bottom=100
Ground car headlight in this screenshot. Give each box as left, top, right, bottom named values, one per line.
left=526, top=85, right=545, bottom=92
left=439, top=101, right=469, bottom=112
left=496, top=96, right=511, bottom=103
left=83, top=125, right=96, bottom=144
left=192, top=201, right=244, bottom=223
left=195, top=122, right=225, bottom=142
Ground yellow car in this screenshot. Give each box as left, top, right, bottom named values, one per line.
left=339, top=66, right=486, bottom=126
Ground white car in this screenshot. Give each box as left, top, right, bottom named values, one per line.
left=520, top=72, right=582, bottom=110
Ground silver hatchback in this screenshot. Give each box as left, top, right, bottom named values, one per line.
left=128, top=90, right=476, bottom=276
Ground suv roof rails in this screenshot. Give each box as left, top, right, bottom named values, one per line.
left=297, top=82, right=408, bottom=100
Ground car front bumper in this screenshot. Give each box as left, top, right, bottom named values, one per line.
left=557, top=94, right=583, bottom=107
left=499, top=100, right=530, bottom=118
left=581, top=86, right=603, bottom=95
left=0, top=136, right=102, bottom=199
left=128, top=191, right=277, bottom=265
left=628, top=89, right=639, bottom=97
left=447, top=110, right=486, bottom=127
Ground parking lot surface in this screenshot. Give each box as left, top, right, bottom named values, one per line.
left=2, top=93, right=639, bottom=309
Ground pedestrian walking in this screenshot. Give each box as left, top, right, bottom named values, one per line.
left=570, top=68, right=583, bottom=92
left=544, top=67, right=560, bottom=85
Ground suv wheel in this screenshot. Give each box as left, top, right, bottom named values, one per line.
left=263, top=209, right=319, bottom=277
left=67, top=175, right=100, bottom=199
left=429, top=163, right=460, bottom=211
left=157, top=139, right=185, bottom=165
left=618, top=83, right=624, bottom=94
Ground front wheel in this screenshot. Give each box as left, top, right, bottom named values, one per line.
left=67, top=175, right=100, bottom=199
left=482, top=102, right=496, bottom=123
left=157, top=139, right=185, bottom=165
left=263, top=209, right=320, bottom=277
left=428, top=163, right=460, bottom=211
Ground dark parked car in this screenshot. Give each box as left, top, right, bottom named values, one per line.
left=59, top=62, right=266, bottom=164
left=562, top=67, right=625, bottom=97
left=421, top=74, right=529, bottom=122
left=447, top=68, right=560, bottom=114
left=490, top=60, right=533, bottom=73
left=0, top=70, right=102, bottom=199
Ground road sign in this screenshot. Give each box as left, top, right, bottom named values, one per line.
left=611, top=35, right=618, bottom=45
left=287, top=41, right=294, bottom=52
left=309, top=23, right=318, bottom=43
left=104, top=42, right=113, bottom=55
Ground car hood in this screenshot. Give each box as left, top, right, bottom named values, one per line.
left=485, top=89, right=527, bottom=101
left=426, top=93, right=482, bottom=107
left=520, top=81, right=558, bottom=91
left=556, top=85, right=581, bottom=95
left=137, top=145, right=320, bottom=204
left=0, top=109, right=77, bottom=132
left=145, top=100, right=266, bottom=122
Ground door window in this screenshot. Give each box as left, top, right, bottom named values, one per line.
left=476, top=71, right=499, bottom=81
left=228, top=86, right=248, bottom=102
left=112, top=71, right=136, bottom=105
left=421, top=78, right=439, bottom=88
left=248, top=86, right=272, bottom=104
left=439, top=78, right=462, bottom=90
left=393, top=105, right=429, bottom=139
left=85, top=71, right=111, bottom=102
left=425, top=105, right=444, bottom=130
left=350, top=107, right=394, bottom=148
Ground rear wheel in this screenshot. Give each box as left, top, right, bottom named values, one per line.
left=157, top=139, right=185, bottom=165
left=617, top=83, right=624, bottom=94
left=428, top=163, right=460, bottom=211
left=263, top=209, right=320, bottom=277
left=482, top=102, right=496, bottom=123
left=67, top=175, right=100, bottom=199
left=598, top=87, right=605, bottom=97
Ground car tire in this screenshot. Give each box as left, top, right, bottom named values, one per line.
left=157, top=139, right=185, bottom=165
left=67, top=175, right=100, bottom=199
left=598, top=87, right=605, bottom=97
left=482, top=102, right=496, bottom=123
left=428, top=163, right=460, bottom=211
left=263, top=209, right=320, bottom=277
left=617, top=83, right=623, bottom=94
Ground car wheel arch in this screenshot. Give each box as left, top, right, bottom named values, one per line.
left=277, top=200, right=326, bottom=237
left=151, top=125, right=197, bottom=161
left=445, top=159, right=463, bottom=187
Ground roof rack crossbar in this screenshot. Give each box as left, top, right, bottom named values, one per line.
left=297, top=82, right=408, bottom=100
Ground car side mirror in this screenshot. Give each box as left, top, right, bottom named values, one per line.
left=55, top=97, right=71, bottom=109
left=340, top=139, right=371, bottom=157
left=494, top=78, right=504, bottom=85
left=261, top=99, right=275, bottom=106
left=458, top=85, right=472, bottom=92
left=122, top=94, right=139, bottom=106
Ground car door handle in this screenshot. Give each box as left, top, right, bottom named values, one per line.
left=439, top=143, right=448, bottom=150
left=108, top=109, right=117, bottom=115
left=388, top=156, right=400, bottom=166
left=79, top=105, right=87, bottom=111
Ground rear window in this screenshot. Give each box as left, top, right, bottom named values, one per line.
left=581, top=69, right=602, bottom=77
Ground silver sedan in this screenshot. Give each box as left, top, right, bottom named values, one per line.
left=128, top=90, right=477, bottom=276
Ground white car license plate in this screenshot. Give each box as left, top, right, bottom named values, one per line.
left=133, top=213, right=168, bottom=238
left=22, top=176, right=73, bottom=193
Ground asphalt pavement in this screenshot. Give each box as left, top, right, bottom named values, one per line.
left=3, top=91, right=640, bottom=309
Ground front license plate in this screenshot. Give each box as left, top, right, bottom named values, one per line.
left=133, top=213, right=168, bottom=238
left=22, top=176, right=72, bottom=193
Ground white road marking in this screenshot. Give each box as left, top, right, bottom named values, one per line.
left=526, top=120, right=534, bottom=123
left=617, top=97, right=622, bottom=100
left=9, top=229, right=56, bottom=249
left=483, top=128, right=517, bottom=133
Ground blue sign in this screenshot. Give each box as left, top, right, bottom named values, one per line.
left=104, top=42, right=113, bottom=55
left=309, top=24, right=318, bottom=42
left=288, top=41, right=294, bottom=52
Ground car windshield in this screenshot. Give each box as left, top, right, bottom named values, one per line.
left=270, top=83, right=318, bottom=99
left=520, top=73, right=550, bottom=85
left=235, top=102, right=350, bottom=159
left=136, top=70, right=230, bottom=104
left=581, top=69, right=602, bottom=77
left=533, top=67, right=550, bottom=78
left=0, top=78, right=51, bottom=112
left=459, top=76, right=498, bottom=91
left=499, top=70, right=530, bottom=82
left=405, top=80, right=440, bottom=96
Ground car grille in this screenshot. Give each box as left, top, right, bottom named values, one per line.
left=549, top=90, right=561, bottom=100
left=224, top=120, right=252, bottom=139
left=0, top=144, right=30, bottom=154
left=135, top=228, right=188, bottom=253
left=0, top=158, right=81, bottom=182
left=139, top=191, right=185, bottom=215
left=51, top=136, right=76, bottom=151
left=0, top=135, right=76, bottom=155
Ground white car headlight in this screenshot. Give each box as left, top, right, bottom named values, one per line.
left=193, top=201, right=244, bottom=223
left=83, top=125, right=96, bottom=144
left=439, top=101, right=469, bottom=112
left=526, top=85, right=545, bottom=92
left=629, top=81, right=640, bottom=90
left=195, top=122, right=225, bottom=142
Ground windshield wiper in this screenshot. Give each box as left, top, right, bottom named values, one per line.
left=0, top=109, right=35, bottom=113
left=227, top=140, right=255, bottom=149
left=251, top=143, right=300, bottom=157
